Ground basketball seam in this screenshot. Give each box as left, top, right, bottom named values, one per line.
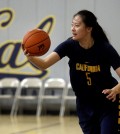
left=26, top=37, right=50, bottom=48
left=24, top=31, right=48, bottom=46
left=24, top=31, right=41, bottom=45
left=30, top=46, right=48, bottom=53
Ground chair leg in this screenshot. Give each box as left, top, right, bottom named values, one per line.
left=60, top=98, right=66, bottom=117
left=36, top=88, right=43, bottom=117
left=36, top=99, right=42, bottom=117
left=60, top=87, right=67, bottom=117
left=14, top=101, right=19, bottom=116
left=10, top=98, right=17, bottom=116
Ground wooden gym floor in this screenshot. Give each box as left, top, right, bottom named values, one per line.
left=0, top=115, right=83, bottom=134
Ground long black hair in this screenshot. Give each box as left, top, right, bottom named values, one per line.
left=74, top=10, right=109, bottom=43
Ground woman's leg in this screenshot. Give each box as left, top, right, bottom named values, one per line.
left=76, top=98, right=100, bottom=134
left=100, top=109, right=118, bottom=134
left=79, top=117, right=100, bottom=134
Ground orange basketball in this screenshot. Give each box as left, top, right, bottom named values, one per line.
left=22, top=29, right=51, bottom=56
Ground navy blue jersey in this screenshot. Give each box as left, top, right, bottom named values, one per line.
left=54, top=38, right=120, bottom=105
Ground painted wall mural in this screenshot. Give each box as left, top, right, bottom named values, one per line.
left=0, top=8, right=55, bottom=80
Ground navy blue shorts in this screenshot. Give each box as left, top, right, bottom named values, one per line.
left=76, top=98, right=118, bottom=134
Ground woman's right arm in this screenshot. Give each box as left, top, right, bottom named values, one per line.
left=25, top=51, right=61, bottom=70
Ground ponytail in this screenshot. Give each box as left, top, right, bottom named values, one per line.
left=92, top=22, right=109, bottom=43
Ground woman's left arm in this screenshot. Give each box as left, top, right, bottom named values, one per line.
left=102, top=67, right=120, bottom=102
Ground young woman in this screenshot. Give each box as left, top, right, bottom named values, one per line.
left=23, top=10, right=120, bottom=134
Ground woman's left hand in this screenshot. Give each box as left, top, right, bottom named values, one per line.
left=102, top=89, right=117, bottom=102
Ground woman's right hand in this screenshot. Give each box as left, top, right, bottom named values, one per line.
left=23, top=49, right=30, bottom=56
left=22, top=44, right=33, bottom=58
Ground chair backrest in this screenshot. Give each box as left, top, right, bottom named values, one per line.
left=0, top=78, right=20, bottom=88
left=44, top=78, right=66, bottom=88
left=20, top=78, right=42, bottom=88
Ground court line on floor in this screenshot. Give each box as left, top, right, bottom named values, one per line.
left=11, top=122, right=60, bottom=134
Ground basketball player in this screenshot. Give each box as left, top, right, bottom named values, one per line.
left=23, top=10, right=120, bottom=134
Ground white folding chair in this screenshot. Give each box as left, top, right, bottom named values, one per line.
left=61, top=82, right=76, bottom=116
left=0, top=78, right=20, bottom=113
left=39, top=78, right=66, bottom=116
left=10, top=77, right=43, bottom=116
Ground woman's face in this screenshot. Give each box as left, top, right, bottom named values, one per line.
left=71, top=15, right=91, bottom=41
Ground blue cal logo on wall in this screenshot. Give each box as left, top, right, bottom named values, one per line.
left=0, top=8, right=55, bottom=80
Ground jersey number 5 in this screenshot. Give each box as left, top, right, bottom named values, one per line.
left=86, top=72, right=92, bottom=85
